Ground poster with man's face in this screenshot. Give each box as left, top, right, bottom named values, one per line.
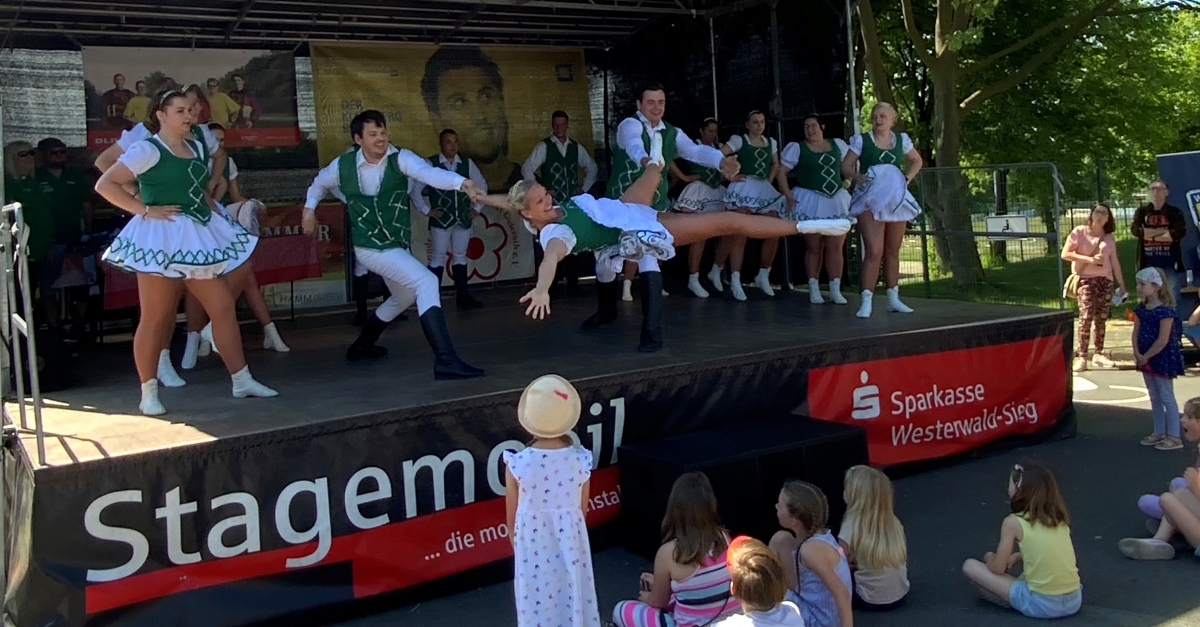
left=310, top=43, right=593, bottom=193
left=81, top=47, right=301, bottom=150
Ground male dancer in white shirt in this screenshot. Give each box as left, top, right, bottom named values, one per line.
left=302, top=110, right=484, bottom=379
left=522, top=110, right=598, bottom=297
left=412, top=128, right=489, bottom=309
left=598, top=82, right=738, bottom=350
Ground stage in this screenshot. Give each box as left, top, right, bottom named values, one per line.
left=3, top=285, right=1075, bottom=627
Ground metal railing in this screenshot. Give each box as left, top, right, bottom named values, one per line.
left=2, top=202, right=46, bottom=466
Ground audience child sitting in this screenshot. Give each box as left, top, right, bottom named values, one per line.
left=1120, top=403, right=1200, bottom=560
left=838, top=466, right=909, bottom=610
left=613, top=472, right=739, bottom=627
left=769, top=480, right=853, bottom=627
left=713, top=537, right=804, bottom=627
left=962, top=462, right=1081, bottom=619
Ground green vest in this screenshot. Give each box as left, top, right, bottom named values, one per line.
left=694, top=160, right=723, bottom=189
left=858, top=132, right=906, bottom=170
left=736, top=135, right=773, bottom=179
left=539, top=137, right=580, bottom=200
left=554, top=199, right=621, bottom=253
left=606, top=121, right=678, bottom=212
left=338, top=149, right=411, bottom=250
left=793, top=140, right=844, bottom=198
left=427, top=155, right=474, bottom=230
left=139, top=137, right=212, bottom=224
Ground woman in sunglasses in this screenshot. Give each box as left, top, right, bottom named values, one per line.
left=94, top=90, right=277, bottom=416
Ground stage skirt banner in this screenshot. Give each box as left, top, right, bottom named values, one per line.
left=1156, top=150, right=1200, bottom=281
left=806, top=336, right=1069, bottom=466
left=81, top=47, right=301, bottom=149
left=5, top=313, right=1073, bottom=627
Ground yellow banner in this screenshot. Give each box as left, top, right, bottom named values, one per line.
left=310, top=43, right=594, bottom=192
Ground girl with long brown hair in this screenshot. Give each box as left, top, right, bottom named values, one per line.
left=613, top=472, right=739, bottom=627
left=961, top=462, right=1081, bottom=618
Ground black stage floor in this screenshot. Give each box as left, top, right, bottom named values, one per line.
left=19, top=285, right=1061, bottom=466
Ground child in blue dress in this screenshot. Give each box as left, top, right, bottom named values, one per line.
left=1134, top=267, right=1185, bottom=451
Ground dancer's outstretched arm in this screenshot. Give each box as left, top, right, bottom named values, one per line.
left=520, top=238, right=568, bottom=320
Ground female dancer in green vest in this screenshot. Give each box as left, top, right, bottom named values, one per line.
left=710, top=111, right=789, bottom=301
left=842, top=102, right=924, bottom=318
left=475, top=162, right=850, bottom=352
left=95, top=90, right=277, bottom=416
left=669, top=117, right=728, bottom=298
left=96, top=92, right=225, bottom=388
left=779, top=115, right=853, bottom=305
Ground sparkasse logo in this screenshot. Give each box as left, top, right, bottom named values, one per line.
left=851, top=371, right=880, bottom=420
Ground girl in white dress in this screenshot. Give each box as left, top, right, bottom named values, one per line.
left=779, top=115, right=853, bottom=305
left=504, top=375, right=601, bottom=627
left=94, top=90, right=277, bottom=415
left=841, top=102, right=924, bottom=318
left=670, top=117, right=728, bottom=298
left=711, top=111, right=788, bottom=300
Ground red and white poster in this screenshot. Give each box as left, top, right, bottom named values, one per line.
left=807, top=337, right=1068, bottom=466
left=81, top=47, right=301, bottom=149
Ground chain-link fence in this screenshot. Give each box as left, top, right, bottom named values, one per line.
left=848, top=163, right=1071, bottom=309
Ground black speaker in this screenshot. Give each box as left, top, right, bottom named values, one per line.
left=618, top=415, right=868, bottom=559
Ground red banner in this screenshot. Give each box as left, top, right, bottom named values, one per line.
left=806, top=337, right=1068, bottom=465
left=87, top=128, right=301, bottom=150
left=84, top=465, right=621, bottom=614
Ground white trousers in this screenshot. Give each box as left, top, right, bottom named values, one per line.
left=353, top=246, right=441, bottom=321
left=595, top=255, right=660, bottom=283
left=430, top=225, right=472, bottom=267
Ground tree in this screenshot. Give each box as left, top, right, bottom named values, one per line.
left=857, top=0, right=1200, bottom=286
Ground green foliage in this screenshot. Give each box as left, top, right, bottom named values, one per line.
left=862, top=0, right=1200, bottom=199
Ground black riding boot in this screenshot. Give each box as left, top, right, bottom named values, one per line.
left=638, top=272, right=665, bottom=353
left=419, top=306, right=485, bottom=379
left=452, top=264, right=484, bottom=309
left=581, top=279, right=620, bottom=331
left=347, top=313, right=390, bottom=361
left=352, top=274, right=370, bottom=326
left=430, top=265, right=444, bottom=282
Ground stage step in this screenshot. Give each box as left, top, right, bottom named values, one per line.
left=617, top=415, right=869, bottom=559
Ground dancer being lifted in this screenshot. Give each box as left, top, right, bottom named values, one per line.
left=475, top=142, right=851, bottom=352
left=302, top=110, right=484, bottom=379
left=412, top=128, right=488, bottom=310
left=94, top=89, right=277, bottom=415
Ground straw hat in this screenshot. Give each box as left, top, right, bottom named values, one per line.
left=518, top=375, right=581, bottom=438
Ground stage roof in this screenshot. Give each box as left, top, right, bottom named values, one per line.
left=0, top=0, right=779, bottom=49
